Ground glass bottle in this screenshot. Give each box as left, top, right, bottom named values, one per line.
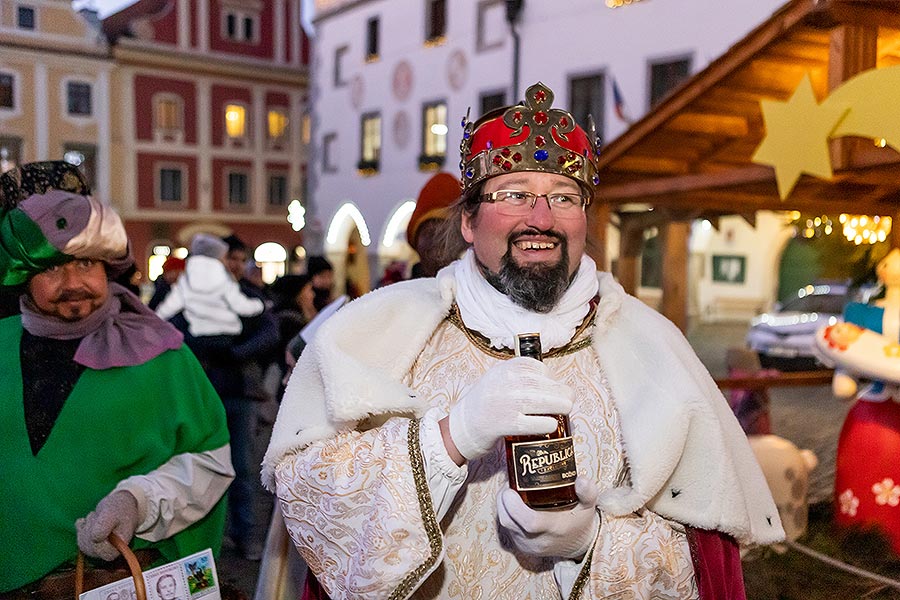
left=504, top=333, right=578, bottom=510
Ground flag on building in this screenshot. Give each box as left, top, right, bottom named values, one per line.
left=611, top=77, right=633, bottom=125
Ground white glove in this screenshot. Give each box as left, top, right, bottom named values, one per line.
left=76, top=490, right=141, bottom=561
left=496, top=477, right=601, bottom=559
left=448, top=356, right=574, bottom=461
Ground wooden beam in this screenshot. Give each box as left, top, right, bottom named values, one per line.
left=829, top=24, right=878, bottom=170
left=596, top=0, right=821, bottom=168
left=598, top=165, right=774, bottom=201
left=666, top=112, right=749, bottom=137
left=892, top=206, right=900, bottom=250
left=586, top=201, right=610, bottom=271
left=660, top=221, right=690, bottom=332
left=616, top=215, right=645, bottom=295
left=824, top=2, right=900, bottom=31
left=715, top=370, right=833, bottom=390
left=610, top=155, right=692, bottom=175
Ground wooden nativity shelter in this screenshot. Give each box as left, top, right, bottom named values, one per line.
left=586, top=0, right=900, bottom=331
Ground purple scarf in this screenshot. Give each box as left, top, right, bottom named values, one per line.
left=19, top=282, right=183, bottom=369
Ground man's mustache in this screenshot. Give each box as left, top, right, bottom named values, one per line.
left=54, top=289, right=96, bottom=302
left=508, top=228, right=566, bottom=245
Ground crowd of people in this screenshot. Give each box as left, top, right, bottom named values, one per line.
left=1, top=80, right=782, bottom=600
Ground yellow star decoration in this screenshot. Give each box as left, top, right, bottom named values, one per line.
left=752, top=75, right=849, bottom=199
left=883, top=342, right=900, bottom=358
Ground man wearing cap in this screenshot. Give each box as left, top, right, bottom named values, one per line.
left=0, top=162, right=234, bottom=594
left=264, top=83, right=782, bottom=599
left=406, top=171, right=464, bottom=279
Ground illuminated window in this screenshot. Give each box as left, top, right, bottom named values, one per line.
left=301, top=113, right=311, bottom=144
left=268, top=109, right=289, bottom=142
left=154, top=95, right=182, bottom=134
left=420, top=101, right=446, bottom=169
left=225, top=104, right=246, bottom=139
left=358, top=113, right=381, bottom=172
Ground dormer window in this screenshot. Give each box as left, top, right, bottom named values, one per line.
left=220, top=1, right=260, bottom=44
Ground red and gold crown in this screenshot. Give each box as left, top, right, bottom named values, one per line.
left=459, top=81, right=600, bottom=200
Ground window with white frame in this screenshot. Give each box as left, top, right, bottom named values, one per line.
left=358, top=113, right=381, bottom=172
left=158, top=167, right=185, bottom=203
left=268, top=173, right=288, bottom=207
left=227, top=171, right=250, bottom=206
left=476, top=0, right=505, bottom=52
left=66, top=81, right=92, bottom=116
left=322, top=132, right=338, bottom=173
left=225, top=103, right=247, bottom=139
left=0, top=136, right=22, bottom=173
left=649, top=56, right=691, bottom=108
left=0, top=74, right=14, bottom=109
left=154, top=94, right=183, bottom=136
left=221, top=5, right=259, bottom=43
left=17, top=6, right=35, bottom=30
left=420, top=101, right=447, bottom=169
left=267, top=109, right=289, bottom=145
left=63, top=143, right=96, bottom=187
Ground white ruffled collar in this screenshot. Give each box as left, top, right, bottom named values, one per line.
left=436, top=249, right=599, bottom=351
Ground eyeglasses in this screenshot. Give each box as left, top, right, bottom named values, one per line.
left=479, top=190, right=588, bottom=218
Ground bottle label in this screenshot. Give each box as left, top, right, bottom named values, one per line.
left=509, top=437, right=577, bottom=491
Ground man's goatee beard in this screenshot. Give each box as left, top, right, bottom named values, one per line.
left=482, top=237, right=571, bottom=313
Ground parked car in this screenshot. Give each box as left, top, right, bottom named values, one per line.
left=746, top=283, right=848, bottom=370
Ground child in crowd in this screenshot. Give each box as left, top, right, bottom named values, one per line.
left=155, top=233, right=264, bottom=357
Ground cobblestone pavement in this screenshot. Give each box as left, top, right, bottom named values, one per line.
left=217, top=319, right=847, bottom=596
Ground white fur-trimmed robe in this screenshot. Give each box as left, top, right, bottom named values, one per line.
left=263, top=272, right=783, bottom=577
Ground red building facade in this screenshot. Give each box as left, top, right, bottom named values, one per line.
left=103, top=0, right=309, bottom=282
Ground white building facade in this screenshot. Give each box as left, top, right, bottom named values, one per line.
left=308, top=0, right=788, bottom=312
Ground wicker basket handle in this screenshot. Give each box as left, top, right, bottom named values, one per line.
left=75, top=533, right=146, bottom=600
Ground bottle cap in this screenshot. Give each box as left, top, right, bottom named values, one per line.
left=515, top=333, right=542, bottom=358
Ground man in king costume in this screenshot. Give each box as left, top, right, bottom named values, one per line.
left=264, top=83, right=783, bottom=600
left=0, top=162, right=234, bottom=594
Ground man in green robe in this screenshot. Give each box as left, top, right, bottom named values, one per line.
left=0, top=162, right=234, bottom=594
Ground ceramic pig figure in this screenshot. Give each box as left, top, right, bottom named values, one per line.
left=748, top=434, right=818, bottom=543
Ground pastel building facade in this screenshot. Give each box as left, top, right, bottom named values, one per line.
left=103, top=0, right=310, bottom=282
left=0, top=0, right=111, bottom=198
left=307, top=0, right=789, bottom=311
